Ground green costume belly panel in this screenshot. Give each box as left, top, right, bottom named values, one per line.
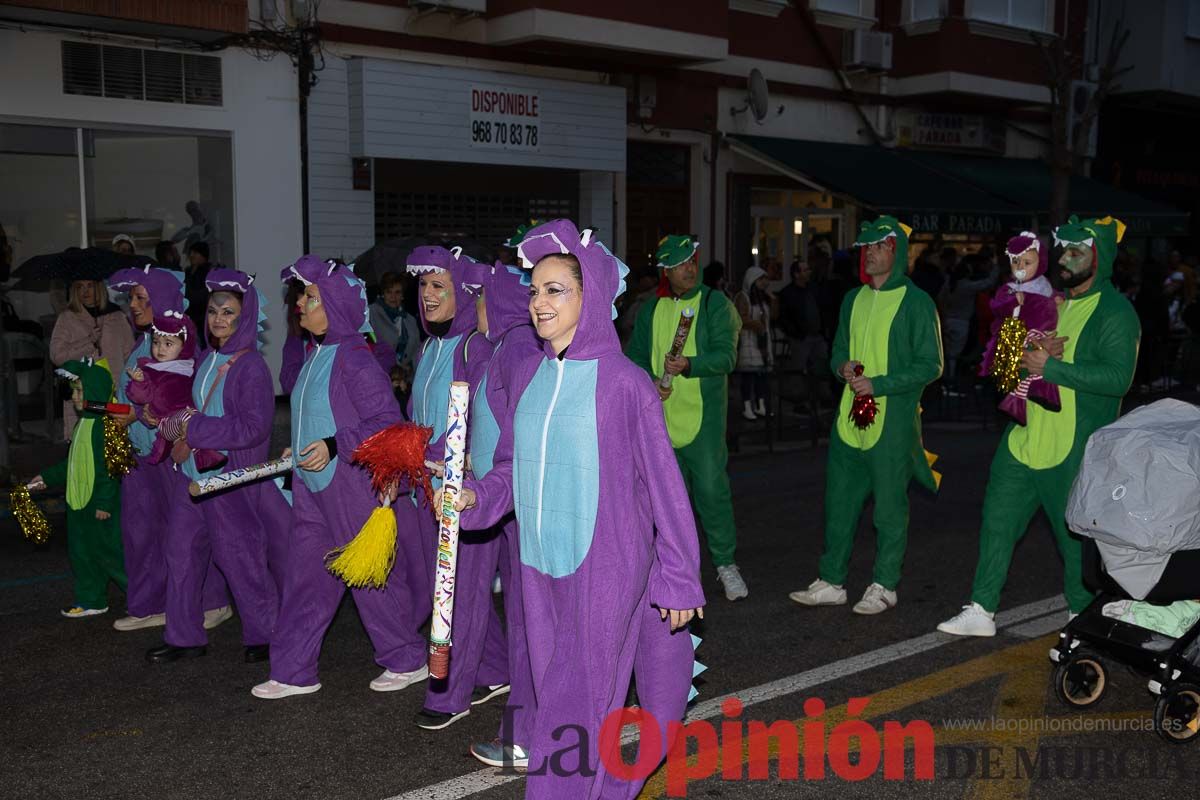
left=1008, top=292, right=1099, bottom=470
left=652, top=294, right=703, bottom=448
left=836, top=286, right=905, bottom=450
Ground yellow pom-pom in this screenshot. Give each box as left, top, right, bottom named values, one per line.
left=324, top=504, right=397, bottom=589
left=11, top=484, right=51, bottom=545
left=103, top=416, right=137, bottom=479
left=992, top=316, right=1028, bottom=395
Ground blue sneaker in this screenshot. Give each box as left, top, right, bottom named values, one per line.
left=470, top=739, right=529, bottom=769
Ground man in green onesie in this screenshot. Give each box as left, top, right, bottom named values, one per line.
left=790, top=216, right=942, bottom=615
left=627, top=235, right=747, bottom=601
left=939, top=216, right=1139, bottom=636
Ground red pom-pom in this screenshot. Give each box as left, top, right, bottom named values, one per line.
left=352, top=422, right=434, bottom=505
left=848, top=362, right=877, bottom=429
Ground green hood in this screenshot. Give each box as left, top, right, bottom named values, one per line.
left=58, top=359, right=114, bottom=419
left=1052, top=215, right=1125, bottom=286
left=854, top=215, right=912, bottom=289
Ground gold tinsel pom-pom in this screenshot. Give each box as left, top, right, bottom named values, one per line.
left=103, top=416, right=137, bottom=479
left=11, top=484, right=51, bottom=545
left=992, top=316, right=1028, bottom=395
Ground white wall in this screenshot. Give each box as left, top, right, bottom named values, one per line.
left=718, top=88, right=877, bottom=145
left=0, top=29, right=303, bottom=391
left=1100, top=0, right=1200, bottom=98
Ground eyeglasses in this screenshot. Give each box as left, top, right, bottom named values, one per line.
left=527, top=285, right=576, bottom=303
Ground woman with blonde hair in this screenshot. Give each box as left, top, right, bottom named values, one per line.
left=49, top=279, right=133, bottom=439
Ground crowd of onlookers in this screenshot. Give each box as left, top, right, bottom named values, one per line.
left=615, top=235, right=1200, bottom=428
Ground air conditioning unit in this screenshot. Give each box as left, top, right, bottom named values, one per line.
left=843, top=30, right=893, bottom=71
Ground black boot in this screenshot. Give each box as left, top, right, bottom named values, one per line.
left=146, top=643, right=207, bottom=663
left=244, top=644, right=270, bottom=663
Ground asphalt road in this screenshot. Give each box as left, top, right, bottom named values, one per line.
left=1, top=417, right=1193, bottom=800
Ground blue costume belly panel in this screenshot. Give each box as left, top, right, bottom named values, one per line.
left=469, top=372, right=501, bottom=479
left=412, top=334, right=461, bottom=443
left=182, top=351, right=233, bottom=481
left=512, top=358, right=600, bottom=578
left=290, top=343, right=340, bottom=493
left=119, top=338, right=155, bottom=456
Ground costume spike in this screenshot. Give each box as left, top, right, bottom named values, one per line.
left=690, top=633, right=701, bottom=650
left=692, top=661, right=707, bottom=678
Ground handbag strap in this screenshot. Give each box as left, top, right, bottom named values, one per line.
left=200, top=349, right=248, bottom=413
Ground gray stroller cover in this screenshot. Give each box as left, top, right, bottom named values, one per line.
left=1066, top=399, right=1200, bottom=599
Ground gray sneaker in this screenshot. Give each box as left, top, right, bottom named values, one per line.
left=113, top=612, right=166, bottom=631
left=716, top=564, right=748, bottom=601
left=203, top=605, right=233, bottom=630
left=470, top=739, right=529, bottom=769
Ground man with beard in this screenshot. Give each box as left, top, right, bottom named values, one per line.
left=790, top=217, right=942, bottom=615
left=938, top=216, right=1140, bottom=636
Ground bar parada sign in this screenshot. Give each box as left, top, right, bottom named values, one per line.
left=907, top=212, right=1029, bottom=235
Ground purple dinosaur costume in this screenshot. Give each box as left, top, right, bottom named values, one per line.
left=402, top=246, right=506, bottom=719
left=268, top=255, right=429, bottom=688
left=124, top=311, right=225, bottom=472
left=461, top=220, right=704, bottom=799
left=155, top=268, right=289, bottom=650
left=454, top=257, right=544, bottom=750
left=107, top=266, right=229, bottom=621
left=980, top=232, right=1062, bottom=425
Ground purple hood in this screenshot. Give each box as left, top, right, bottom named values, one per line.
left=282, top=256, right=370, bottom=346
left=516, top=219, right=628, bottom=361
left=109, top=265, right=187, bottom=318
left=457, top=259, right=532, bottom=342
left=150, top=310, right=198, bottom=361
left=406, top=246, right=480, bottom=339
left=1005, top=231, right=1049, bottom=281
left=204, top=267, right=266, bottom=354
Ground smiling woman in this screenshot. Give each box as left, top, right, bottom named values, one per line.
left=528, top=253, right=583, bottom=356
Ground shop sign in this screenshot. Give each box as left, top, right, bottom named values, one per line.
left=469, top=85, right=541, bottom=152
left=897, top=113, right=1005, bottom=153
left=908, top=212, right=1028, bottom=235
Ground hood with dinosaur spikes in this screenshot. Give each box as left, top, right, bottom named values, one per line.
left=854, top=215, right=912, bottom=288
left=108, top=265, right=187, bottom=317
left=149, top=310, right=198, bottom=361
left=282, top=256, right=371, bottom=344
left=457, top=258, right=533, bottom=343
left=516, top=219, right=629, bottom=360
left=405, top=246, right=480, bottom=339
left=1052, top=215, right=1125, bottom=285
left=56, top=358, right=114, bottom=418
left=204, top=268, right=267, bottom=354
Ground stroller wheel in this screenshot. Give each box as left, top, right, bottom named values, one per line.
left=1153, top=684, right=1200, bottom=744
left=1053, top=649, right=1107, bottom=709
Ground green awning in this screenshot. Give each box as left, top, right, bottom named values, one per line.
left=729, top=135, right=1189, bottom=237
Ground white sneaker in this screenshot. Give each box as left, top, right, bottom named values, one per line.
left=203, top=605, right=233, bottom=630
left=716, top=564, right=749, bottom=601
left=742, top=401, right=758, bottom=421
left=937, top=602, right=996, bottom=637
left=370, top=664, right=430, bottom=692
left=113, top=613, right=166, bottom=631
left=491, top=573, right=502, bottom=594
left=788, top=579, right=846, bottom=606
left=60, top=606, right=108, bottom=619
left=251, top=679, right=321, bottom=700
left=852, top=583, right=897, bottom=615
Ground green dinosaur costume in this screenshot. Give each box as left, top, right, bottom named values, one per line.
left=41, top=360, right=126, bottom=609
left=627, top=235, right=743, bottom=566
left=819, top=217, right=942, bottom=591
left=970, top=216, right=1140, bottom=614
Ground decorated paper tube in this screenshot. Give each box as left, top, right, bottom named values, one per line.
left=188, top=455, right=294, bottom=497
left=658, top=306, right=696, bottom=390
left=429, top=381, right=470, bottom=680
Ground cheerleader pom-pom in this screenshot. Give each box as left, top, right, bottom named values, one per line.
left=324, top=502, right=397, bottom=589
left=992, top=316, right=1028, bottom=395
left=352, top=422, right=434, bottom=505
left=103, top=416, right=137, bottom=479
left=11, top=484, right=51, bottom=545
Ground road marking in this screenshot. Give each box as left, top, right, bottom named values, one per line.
left=1005, top=611, right=1068, bottom=640
left=381, top=594, right=1066, bottom=800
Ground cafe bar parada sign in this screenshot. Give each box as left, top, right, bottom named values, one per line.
left=896, top=112, right=1006, bottom=153
left=470, top=85, right=540, bottom=152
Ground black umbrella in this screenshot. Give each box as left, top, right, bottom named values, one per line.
left=11, top=247, right=153, bottom=287
left=350, top=237, right=431, bottom=285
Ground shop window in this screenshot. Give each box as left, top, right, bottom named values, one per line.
left=965, top=0, right=1050, bottom=31
left=906, top=0, right=944, bottom=23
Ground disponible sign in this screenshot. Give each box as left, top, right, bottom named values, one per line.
left=897, top=113, right=1005, bottom=153
left=469, top=86, right=540, bottom=152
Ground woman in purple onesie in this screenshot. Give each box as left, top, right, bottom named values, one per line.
left=452, top=220, right=705, bottom=798
left=146, top=268, right=289, bottom=664
left=106, top=266, right=230, bottom=633
left=254, top=255, right=429, bottom=699
left=401, top=245, right=505, bottom=728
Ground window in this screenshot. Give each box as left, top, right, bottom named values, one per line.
left=907, top=0, right=943, bottom=23
left=811, top=0, right=874, bottom=18
left=61, top=42, right=223, bottom=106
left=1189, top=0, right=1200, bottom=39
left=966, top=0, right=1049, bottom=31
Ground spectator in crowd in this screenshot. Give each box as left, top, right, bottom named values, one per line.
left=615, top=266, right=659, bottom=344
left=369, top=271, right=420, bottom=374
left=154, top=241, right=181, bottom=269
left=49, top=279, right=134, bottom=440
left=1133, top=259, right=1170, bottom=390
left=940, top=254, right=996, bottom=391
left=111, top=234, right=136, bottom=256
left=703, top=261, right=728, bottom=295
left=911, top=248, right=945, bottom=299
left=184, top=241, right=212, bottom=335
left=820, top=250, right=856, bottom=344
left=778, top=260, right=826, bottom=378
left=734, top=266, right=776, bottom=420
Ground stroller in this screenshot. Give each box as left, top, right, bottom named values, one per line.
left=1049, top=399, right=1200, bottom=744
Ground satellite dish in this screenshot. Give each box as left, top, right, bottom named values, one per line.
left=748, top=68, right=769, bottom=123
